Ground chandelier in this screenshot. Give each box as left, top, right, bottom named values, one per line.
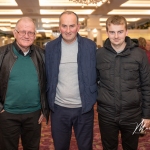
left=69, top=0, right=110, bottom=6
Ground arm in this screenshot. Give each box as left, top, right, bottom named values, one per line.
left=140, top=52, right=150, bottom=128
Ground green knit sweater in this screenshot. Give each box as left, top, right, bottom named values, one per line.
left=4, top=47, right=41, bottom=114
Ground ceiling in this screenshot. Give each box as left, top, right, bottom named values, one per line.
left=0, top=0, right=150, bottom=38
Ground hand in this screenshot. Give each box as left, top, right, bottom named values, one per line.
left=0, top=109, right=5, bottom=113
left=38, top=113, right=44, bottom=124
left=142, top=119, right=150, bottom=129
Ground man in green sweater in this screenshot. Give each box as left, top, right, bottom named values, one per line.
left=0, top=17, right=49, bottom=150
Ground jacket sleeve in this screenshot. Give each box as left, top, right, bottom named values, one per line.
left=0, top=48, right=7, bottom=111
left=140, top=52, right=150, bottom=119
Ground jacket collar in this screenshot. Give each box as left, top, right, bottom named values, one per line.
left=104, top=36, right=138, bottom=56
left=57, top=33, right=81, bottom=44
left=12, top=40, right=33, bottom=56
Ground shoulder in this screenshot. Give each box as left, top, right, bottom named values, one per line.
left=45, top=38, right=60, bottom=54
left=131, top=46, right=147, bottom=56
left=32, top=44, right=45, bottom=60
left=32, top=44, right=44, bottom=50
left=0, top=43, right=12, bottom=55
left=32, top=44, right=44, bottom=54
left=79, top=36, right=97, bottom=54
left=46, top=38, right=60, bottom=47
left=80, top=36, right=96, bottom=46
left=96, top=47, right=106, bottom=55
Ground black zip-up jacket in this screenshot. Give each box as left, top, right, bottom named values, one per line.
left=96, top=36, right=150, bottom=123
left=0, top=43, right=49, bottom=123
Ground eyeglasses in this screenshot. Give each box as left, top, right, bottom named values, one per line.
left=132, top=120, right=146, bottom=135
left=15, top=29, right=35, bottom=37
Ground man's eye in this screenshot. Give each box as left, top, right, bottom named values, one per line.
left=110, top=32, right=114, bottom=34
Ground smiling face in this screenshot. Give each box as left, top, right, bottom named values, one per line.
left=13, top=17, right=36, bottom=52
left=107, top=23, right=128, bottom=51
left=59, top=12, right=80, bottom=44
left=106, top=15, right=128, bottom=51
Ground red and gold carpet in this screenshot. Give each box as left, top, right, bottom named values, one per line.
left=19, top=105, right=150, bottom=150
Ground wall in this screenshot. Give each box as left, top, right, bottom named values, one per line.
left=128, top=29, right=150, bottom=40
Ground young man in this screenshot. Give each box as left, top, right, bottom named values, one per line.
left=45, top=11, right=97, bottom=150
left=96, top=15, right=150, bottom=150
left=0, top=17, right=49, bottom=150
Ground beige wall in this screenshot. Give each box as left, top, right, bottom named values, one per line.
left=128, top=29, right=150, bottom=40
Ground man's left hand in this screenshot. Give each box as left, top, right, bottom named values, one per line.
left=142, top=119, right=150, bottom=129
left=38, top=114, right=44, bottom=124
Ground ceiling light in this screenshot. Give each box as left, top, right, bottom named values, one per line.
left=0, top=0, right=18, bottom=6
left=41, top=18, right=59, bottom=23
left=92, top=28, right=97, bottom=33
left=108, top=9, right=150, bottom=15
left=99, top=18, right=141, bottom=22
left=37, top=29, right=53, bottom=33
left=0, top=19, right=19, bottom=23
left=99, top=23, right=106, bottom=26
left=0, top=9, right=22, bottom=14
left=0, top=23, right=10, bottom=26
left=0, top=27, right=11, bottom=31
left=121, top=1, right=150, bottom=7
left=39, top=0, right=103, bottom=7
left=40, top=9, right=94, bottom=15
left=10, top=24, right=16, bottom=28
left=43, top=24, right=59, bottom=28
left=41, top=18, right=85, bottom=23
left=69, top=0, right=110, bottom=6
left=126, top=18, right=141, bottom=22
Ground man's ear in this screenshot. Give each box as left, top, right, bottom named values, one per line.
left=13, top=29, right=17, bottom=38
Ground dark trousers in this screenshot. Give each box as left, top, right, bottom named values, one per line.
left=98, top=113, right=141, bottom=150
left=0, top=110, right=41, bottom=150
left=51, top=104, right=94, bottom=150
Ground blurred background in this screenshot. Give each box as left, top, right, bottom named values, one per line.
left=0, top=0, right=150, bottom=48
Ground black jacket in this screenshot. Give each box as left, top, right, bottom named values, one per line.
left=0, top=43, right=49, bottom=123
left=96, top=36, right=150, bottom=123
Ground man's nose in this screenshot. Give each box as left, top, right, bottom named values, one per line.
left=66, top=27, right=71, bottom=32
left=114, top=33, right=118, bottom=38
left=25, top=32, right=30, bottom=37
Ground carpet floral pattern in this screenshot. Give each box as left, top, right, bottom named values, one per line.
left=19, top=105, right=150, bottom=150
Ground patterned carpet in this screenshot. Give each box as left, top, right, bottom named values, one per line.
left=19, top=105, right=150, bottom=150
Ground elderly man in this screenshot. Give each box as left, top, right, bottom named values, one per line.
left=0, top=17, right=49, bottom=150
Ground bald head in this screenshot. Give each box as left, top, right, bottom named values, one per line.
left=59, top=11, right=79, bottom=25
left=15, top=17, right=36, bottom=31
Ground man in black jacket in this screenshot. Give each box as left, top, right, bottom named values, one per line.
left=0, top=17, right=49, bottom=150
left=96, top=15, right=150, bottom=150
